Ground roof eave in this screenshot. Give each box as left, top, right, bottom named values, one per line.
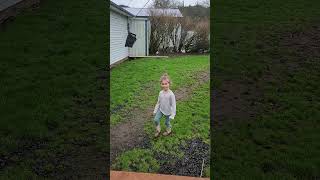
left=110, top=1, right=134, bottom=17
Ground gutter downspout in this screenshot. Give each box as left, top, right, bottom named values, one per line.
left=145, top=19, right=147, bottom=56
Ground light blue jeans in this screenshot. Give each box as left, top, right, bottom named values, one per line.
left=154, top=110, right=171, bottom=129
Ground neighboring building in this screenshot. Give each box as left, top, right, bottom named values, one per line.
left=128, top=16, right=151, bottom=58
left=124, top=7, right=183, bottom=53
left=110, top=1, right=151, bottom=66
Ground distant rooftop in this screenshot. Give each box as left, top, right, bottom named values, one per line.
left=124, top=7, right=183, bottom=17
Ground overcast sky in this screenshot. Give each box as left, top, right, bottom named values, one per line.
left=112, top=0, right=203, bottom=8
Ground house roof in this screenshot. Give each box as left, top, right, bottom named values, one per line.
left=110, top=1, right=134, bottom=17
left=124, top=8, right=183, bottom=17
left=0, top=0, right=22, bottom=12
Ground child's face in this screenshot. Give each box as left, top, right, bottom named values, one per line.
left=161, top=80, right=170, bottom=91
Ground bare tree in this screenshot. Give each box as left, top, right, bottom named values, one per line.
left=149, top=12, right=167, bottom=54
left=167, top=17, right=181, bottom=52
left=153, top=0, right=171, bottom=8
left=197, top=0, right=210, bottom=7
left=149, top=9, right=182, bottom=54
left=204, top=0, right=210, bottom=7
left=189, top=17, right=209, bottom=52
left=148, top=0, right=209, bottom=54
left=177, top=16, right=194, bottom=52
left=152, top=0, right=183, bottom=8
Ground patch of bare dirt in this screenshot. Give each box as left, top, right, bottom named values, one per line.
left=213, top=78, right=263, bottom=127
left=110, top=70, right=210, bottom=164
left=213, top=23, right=320, bottom=127
left=279, top=24, right=320, bottom=70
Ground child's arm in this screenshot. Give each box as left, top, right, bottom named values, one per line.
left=153, top=93, right=160, bottom=114
left=169, top=93, right=176, bottom=119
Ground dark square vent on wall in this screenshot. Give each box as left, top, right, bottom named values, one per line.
left=125, top=32, right=137, bottom=47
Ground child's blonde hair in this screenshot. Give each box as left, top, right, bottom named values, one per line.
left=160, top=73, right=171, bottom=84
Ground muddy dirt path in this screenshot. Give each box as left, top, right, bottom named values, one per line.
left=110, top=70, right=210, bottom=164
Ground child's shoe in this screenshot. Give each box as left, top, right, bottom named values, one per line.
left=154, top=125, right=161, bottom=137
left=163, top=128, right=172, bottom=136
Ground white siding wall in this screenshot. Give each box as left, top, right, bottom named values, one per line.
left=110, top=10, right=129, bottom=65
left=129, top=18, right=150, bottom=57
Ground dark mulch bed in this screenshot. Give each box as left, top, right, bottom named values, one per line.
left=156, top=138, right=210, bottom=177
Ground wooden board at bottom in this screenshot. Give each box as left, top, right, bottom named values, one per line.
left=110, top=171, right=210, bottom=180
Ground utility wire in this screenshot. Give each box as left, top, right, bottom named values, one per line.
left=134, top=0, right=152, bottom=18
left=127, top=0, right=134, bottom=7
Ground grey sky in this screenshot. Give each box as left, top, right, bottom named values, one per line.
left=111, top=0, right=204, bottom=8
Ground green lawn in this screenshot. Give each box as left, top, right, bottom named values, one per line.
left=213, top=0, right=320, bottom=179
left=0, top=0, right=107, bottom=178
left=110, top=56, right=210, bottom=177
left=110, top=55, right=209, bottom=125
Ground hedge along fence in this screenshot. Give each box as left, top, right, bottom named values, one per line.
left=182, top=16, right=210, bottom=53
left=148, top=11, right=181, bottom=54
left=149, top=13, right=210, bottom=54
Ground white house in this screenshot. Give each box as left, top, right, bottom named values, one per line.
left=110, top=2, right=183, bottom=66
left=110, top=1, right=151, bottom=66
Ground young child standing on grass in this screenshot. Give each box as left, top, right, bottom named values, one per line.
left=153, top=73, right=176, bottom=137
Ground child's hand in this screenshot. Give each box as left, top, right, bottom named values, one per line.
left=169, top=115, right=174, bottom=120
